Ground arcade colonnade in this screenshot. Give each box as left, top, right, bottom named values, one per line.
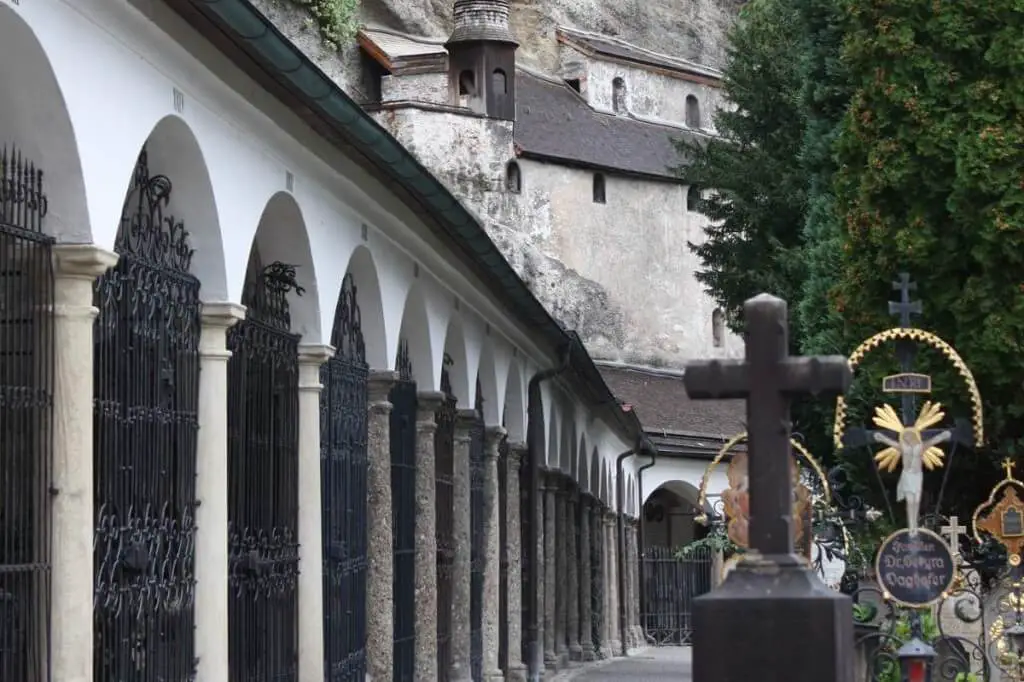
left=0, top=1, right=645, bottom=681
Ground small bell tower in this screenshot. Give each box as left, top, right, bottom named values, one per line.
left=446, top=0, right=518, bottom=120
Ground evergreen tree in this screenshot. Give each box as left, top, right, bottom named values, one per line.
left=676, top=0, right=807, bottom=332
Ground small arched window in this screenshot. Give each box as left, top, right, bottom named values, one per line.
left=505, top=161, right=521, bottom=193
left=459, top=70, right=476, bottom=96
left=492, top=69, right=507, bottom=94
left=687, top=185, right=702, bottom=213
left=593, top=173, right=606, bottom=204
left=612, top=76, right=627, bottom=114
left=712, top=308, right=724, bottom=348
left=685, top=94, right=701, bottom=128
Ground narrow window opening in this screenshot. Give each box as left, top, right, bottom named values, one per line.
left=612, top=77, right=627, bottom=114
left=505, top=161, right=521, bottom=193
left=492, top=69, right=507, bottom=94
left=687, top=185, right=702, bottom=214
left=565, top=78, right=581, bottom=93
left=459, top=70, right=476, bottom=96
left=685, top=94, right=701, bottom=128
left=593, top=173, right=606, bottom=204
left=712, top=308, right=724, bottom=348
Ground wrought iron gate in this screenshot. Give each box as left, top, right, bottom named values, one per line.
left=469, top=384, right=485, bottom=681
left=590, top=502, right=604, bottom=656
left=0, top=147, right=54, bottom=682
left=321, top=272, right=368, bottom=681
left=93, top=148, right=200, bottom=682
left=497, top=435, right=509, bottom=673
left=227, top=254, right=301, bottom=682
left=639, top=545, right=712, bottom=646
left=435, top=363, right=457, bottom=681
left=391, top=340, right=417, bottom=681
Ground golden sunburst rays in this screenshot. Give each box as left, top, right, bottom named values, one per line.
left=872, top=401, right=948, bottom=473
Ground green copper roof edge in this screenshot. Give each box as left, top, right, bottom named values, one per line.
left=188, top=0, right=646, bottom=444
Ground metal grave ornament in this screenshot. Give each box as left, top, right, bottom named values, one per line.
left=973, top=458, right=1024, bottom=567
left=874, top=527, right=956, bottom=607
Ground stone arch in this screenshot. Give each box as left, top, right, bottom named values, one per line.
left=546, top=410, right=560, bottom=470
left=685, top=94, right=701, bottom=128
left=599, top=463, right=609, bottom=505
left=650, top=480, right=708, bottom=513
left=476, top=341, right=501, bottom=425
left=340, top=245, right=386, bottom=368
left=124, top=115, right=227, bottom=300
left=567, top=418, right=579, bottom=481
left=558, top=403, right=573, bottom=474
left=441, top=314, right=471, bottom=407
left=502, top=360, right=526, bottom=442
left=0, top=5, right=90, bottom=242
left=590, top=446, right=600, bottom=499
left=578, top=434, right=590, bottom=494
left=396, top=285, right=435, bottom=389
left=247, top=191, right=321, bottom=340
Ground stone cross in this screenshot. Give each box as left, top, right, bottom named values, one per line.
left=889, top=272, right=922, bottom=329
left=941, top=516, right=967, bottom=559
left=684, top=294, right=853, bottom=557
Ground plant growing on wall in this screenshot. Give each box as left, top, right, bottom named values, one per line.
left=288, top=0, right=362, bottom=48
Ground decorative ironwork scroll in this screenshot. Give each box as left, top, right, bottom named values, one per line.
left=93, top=147, right=200, bottom=682
left=321, top=272, right=369, bottom=681
left=390, top=340, right=418, bottom=680
left=436, top=361, right=457, bottom=681
left=639, top=545, right=712, bottom=646
left=469, top=384, right=486, bottom=681
left=227, top=248, right=301, bottom=682
left=0, top=146, right=54, bottom=682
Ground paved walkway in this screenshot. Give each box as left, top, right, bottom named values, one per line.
left=556, top=647, right=692, bottom=680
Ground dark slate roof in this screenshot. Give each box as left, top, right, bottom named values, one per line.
left=598, top=365, right=744, bottom=436
left=556, top=27, right=723, bottom=82
left=514, top=70, right=693, bottom=180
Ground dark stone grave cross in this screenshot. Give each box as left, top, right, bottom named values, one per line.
left=683, top=294, right=854, bottom=682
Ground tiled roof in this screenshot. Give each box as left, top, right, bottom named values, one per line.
left=358, top=27, right=447, bottom=74
left=514, top=70, right=694, bottom=180
left=556, top=27, right=723, bottom=82
left=598, top=365, right=744, bottom=436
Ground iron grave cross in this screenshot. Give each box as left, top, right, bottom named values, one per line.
left=684, top=294, right=852, bottom=558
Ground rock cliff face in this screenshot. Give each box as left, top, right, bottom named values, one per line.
left=360, top=0, right=742, bottom=71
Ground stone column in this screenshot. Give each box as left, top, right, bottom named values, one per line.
left=554, top=485, right=568, bottom=667
left=195, top=302, right=245, bottom=682
left=543, top=476, right=557, bottom=669
left=608, top=513, right=621, bottom=656
left=366, top=371, right=398, bottom=682
left=599, top=510, right=612, bottom=659
left=504, top=443, right=527, bottom=681
left=623, top=520, right=635, bottom=649
left=631, top=520, right=643, bottom=648
left=482, top=426, right=506, bottom=681
left=451, top=410, right=475, bottom=681
left=414, top=391, right=445, bottom=681
left=578, top=498, right=594, bottom=661
left=297, top=344, right=334, bottom=682
left=567, top=492, right=581, bottom=662
left=50, top=244, right=118, bottom=682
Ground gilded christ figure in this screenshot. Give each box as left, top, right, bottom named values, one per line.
left=871, top=402, right=952, bottom=534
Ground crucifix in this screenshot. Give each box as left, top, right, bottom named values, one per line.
left=889, top=272, right=923, bottom=423
left=684, top=293, right=852, bottom=558
left=685, top=294, right=855, bottom=682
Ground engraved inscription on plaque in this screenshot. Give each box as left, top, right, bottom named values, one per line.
left=1002, top=508, right=1024, bottom=537
left=882, top=373, right=932, bottom=394
left=875, top=528, right=956, bottom=608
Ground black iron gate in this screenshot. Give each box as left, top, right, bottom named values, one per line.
left=639, top=545, right=712, bottom=646
left=227, top=254, right=301, bottom=682
left=497, top=435, right=509, bottom=673
left=435, top=362, right=456, bottom=682
left=0, top=147, right=54, bottom=682
left=321, top=272, right=368, bottom=681
left=391, top=340, right=417, bottom=681
left=469, top=385, right=485, bottom=681
left=590, top=502, right=604, bottom=657
left=93, top=148, right=200, bottom=682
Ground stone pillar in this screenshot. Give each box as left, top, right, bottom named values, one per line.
left=543, top=477, right=557, bottom=669
left=608, top=513, right=621, bottom=656
left=195, top=302, right=245, bottom=682
left=504, top=443, right=527, bottom=682
left=297, top=344, right=334, bottom=682
left=482, top=426, right=506, bottom=681
left=50, top=244, right=118, bottom=682
left=632, top=520, right=643, bottom=648
left=366, top=371, right=398, bottom=682
left=415, top=391, right=445, bottom=681
left=554, top=485, right=568, bottom=667
left=451, top=410, right=475, bottom=681
left=567, top=492, right=581, bottom=662
left=578, top=498, right=594, bottom=662
left=624, top=520, right=636, bottom=649
left=599, top=511, right=612, bottom=659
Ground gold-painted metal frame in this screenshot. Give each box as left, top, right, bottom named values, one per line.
left=874, top=526, right=956, bottom=608
left=972, top=460, right=1024, bottom=566
left=832, top=328, right=984, bottom=450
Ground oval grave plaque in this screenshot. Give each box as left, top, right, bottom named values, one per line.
left=874, top=528, right=956, bottom=608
